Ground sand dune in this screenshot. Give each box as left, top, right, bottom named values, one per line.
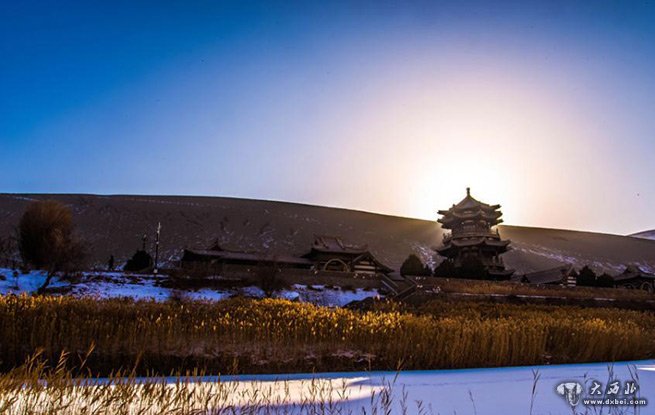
left=631, top=229, right=655, bottom=240
left=1, top=194, right=653, bottom=274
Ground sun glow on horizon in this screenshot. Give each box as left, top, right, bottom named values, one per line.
left=328, top=58, right=592, bottom=230
left=3, top=1, right=655, bottom=235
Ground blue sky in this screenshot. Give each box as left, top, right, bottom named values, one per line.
left=1, top=1, right=654, bottom=234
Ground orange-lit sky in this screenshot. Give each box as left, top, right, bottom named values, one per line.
left=2, top=1, right=654, bottom=235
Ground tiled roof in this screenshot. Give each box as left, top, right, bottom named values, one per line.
left=614, top=265, right=655, bottom=281
left=311, top=235, right=367, bottom=254
left=522, top=265, right=574, bottom=284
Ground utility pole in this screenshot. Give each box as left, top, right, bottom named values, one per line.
left=154, top=222, right=161, bottom=275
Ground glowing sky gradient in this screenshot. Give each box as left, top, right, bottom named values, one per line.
left=1, top=1, right=654, bottom=235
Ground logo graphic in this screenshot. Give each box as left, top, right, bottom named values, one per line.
left=556, top=382, right=583, bottom=406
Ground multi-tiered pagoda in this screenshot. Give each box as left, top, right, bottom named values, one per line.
left=436, top=188, right=514, bottom=280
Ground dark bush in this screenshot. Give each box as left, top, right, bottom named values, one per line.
left=433, top=259, right=456, bottom=277
left=575, top=266, right=615, bottom=288
left=17, top=200, right=85, bottom=291
left=124, top=250, right=153, bottom=272
left=256, top=261, right=287, bottom=297
left=576, top=265, right=598, bottom=287
left=433, top=257, right=488, bottom=280
left=458, top=257, right=489, bottom=280
left=400, top=254, right=431, bottom=276
left=597, top=273, right=616, bottom=288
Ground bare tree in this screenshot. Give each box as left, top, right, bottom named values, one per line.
left=17, top=200, right=85, bottom=292
left=256, top=258, right=286, bottom=297
left=0, top=236, right=12, bottom=263
left=0, top=235, right=19, bottom=270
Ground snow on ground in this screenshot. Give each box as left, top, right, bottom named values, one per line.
left=209, top=360, right=655, bottom=414
left=631, top=230, right=655, bottom=241
left=284, top=284, right=380, bottom=307
left=511, top=242, right=655, bottom=275
left=143, top=360, right=655, bottom=414
left=8, top=360, right=653, bottom=414
left=0, top=268, right=381, bottom=306
left=0, top=268, right=68, bottom=294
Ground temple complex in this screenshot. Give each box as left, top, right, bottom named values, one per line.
left=436, top=188, right=514, bottom=280
left=180, top=235, right=392, bottom=278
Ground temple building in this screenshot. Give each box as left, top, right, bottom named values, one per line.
left=180, top=235, right=392, bottom=278
left=436, top=188, right=514, bottom=280
left=301, top=235, right=393, bottom=276
left=521, top=265, right=577, bottom=287
left=613, top=265, right=655, bottom=292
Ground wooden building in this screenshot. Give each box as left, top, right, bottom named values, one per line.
left=301, top=235, right=393, bottom=276
left=613, top=265, right=655, bottom=293
left=521, top=265, right=577, bottom=287
left=436, top=188, right=514, bottom=280
left=180, top=235, right=392, bottom=278
left=180, top=247, right=313, bottom=269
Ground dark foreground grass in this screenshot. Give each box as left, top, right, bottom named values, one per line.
left=0, top=295, right=653, bottom=375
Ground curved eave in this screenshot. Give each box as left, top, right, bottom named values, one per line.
left=437, top=238, right=511, bottom=254
left=439, top=209, right=501, bottom=219
left=352, top=252, right=394, bottom=273
left=438, top=216, right=504, bottom=228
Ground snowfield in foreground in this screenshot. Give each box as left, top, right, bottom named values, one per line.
left=3, top=360, right=653, bottom=414
left=0, top=268, right=381, bottom=307
left=209, top=360, right=655, bottom=414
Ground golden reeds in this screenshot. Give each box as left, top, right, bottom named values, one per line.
left=0, top=295, right=652, bottom=375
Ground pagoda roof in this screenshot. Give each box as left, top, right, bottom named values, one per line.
left=439, top=237, right=510, bottom=249
left=439, top=188, right=501, bottom=215
left=438, top=211, right=502, bottom=225
left=437, top=237, right=511, bottom=257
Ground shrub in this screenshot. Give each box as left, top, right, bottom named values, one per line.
left=400, top=254, right=431, bottom=276
left=433, top=257, right=488, bottom=279
left=576, top=266, right=615, bottom=288
left=0, top=235, right=13, bottom=261
left=597, top=273, right=615, bottom=288
left=124, top=250, right=153, bottom=272
left=256, top=261, right=287, bottom=297
left=433, top=259, right=456, bottom=277
left=17, top=200, right=85, bottom=291
left=576, top=265, right=597, bottom=286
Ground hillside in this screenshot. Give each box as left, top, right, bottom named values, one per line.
left=1, top=193, right=654, bottom=275
left=631, top=229, right=655, bottom=241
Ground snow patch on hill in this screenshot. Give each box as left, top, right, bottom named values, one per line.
left=631, top=229, right=655, bottom=240
left=509, top=242, right=655, bottom=274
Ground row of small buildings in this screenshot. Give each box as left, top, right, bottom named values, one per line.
left=521, top=264, right=655, bottom=292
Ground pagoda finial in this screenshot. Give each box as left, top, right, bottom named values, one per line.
left=466, top=187, right=470, bottom=197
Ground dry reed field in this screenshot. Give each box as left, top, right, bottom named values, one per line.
left=0, top=352, right=399, bottom=415
left=0, top=295, right=653, bottom=376
left=414, top=277, right=655, bottom=301
left=0, top=354, right=646, bottom=415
